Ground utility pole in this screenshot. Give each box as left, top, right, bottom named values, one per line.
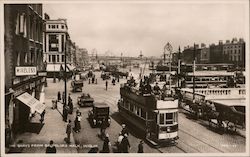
left=64, top=39, right=67, bottom=107
left=193, top=43, right=196, bottom=102
left=178, top=46, right=181, bottom=88
left=164, top=42, right=173, bottom=90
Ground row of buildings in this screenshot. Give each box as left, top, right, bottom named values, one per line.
left=172, top=38, right=245, bottom=68
left=4, top=4, right=89, bottom=147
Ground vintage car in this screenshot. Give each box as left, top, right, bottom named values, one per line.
left=77, top=93, right=94, bottom=107
left=88, top=102, right=111, bottom=128
left=101, top=72, right=111, bottom=80
left=71, top=74, right=84, bottom=92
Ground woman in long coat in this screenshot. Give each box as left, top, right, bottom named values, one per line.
left=102, top=134, right=111, bottom=153
left=74, top=112, right=82, bottom=132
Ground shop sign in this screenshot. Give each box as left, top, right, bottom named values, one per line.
left=15, top=67, right=37, bottom=76
left=38, top=71, right=47, bottom=76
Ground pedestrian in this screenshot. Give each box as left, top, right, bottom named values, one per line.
left=62, top=91, right=65, bottom=104
left=121, top=133, right=130, bottom=153
left=46, top=140, right=56, bottom=153
left=40, top=110, right=46, bottom=123
left=68, top=93, right=72, bottom=103
left=105, top=80, right=108, bottom=91
left=121, top=124, right=129, bottom=136
left=66, top=120, right=72, bottom=144
left=137, top=140, right=144, bottom=153
left=117, top=132, right=124, bottom=153
left=100, top=118, right=108, bottom=139
left=57, top=91, right=61, bottom=102
left=102, top=133, right=111, bottom=153
left=74, top=112, right=82, bottom=133
left=92, top=76, right=95, bottom=84
left=89, top=78, right=91, bottom=84
left=68, top=99, right=73, bottom=114
left=63, top=105, right=69, bottom=122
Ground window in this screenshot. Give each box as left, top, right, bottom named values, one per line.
left=52, top=25, right=55, bottom=29
left=24, top=52, right=28, bottom=64
left=62, top=55, right=65, bottom=62
left=15, top=13, right=20, bottom=34
left=61, top=35, right=64, bottom=51
left=136, top=106, right=140, bottom=116
left=49, top=55, right=51, bottom=62
left=52, top=55, right=56, bottom=63
left=159, top=114, right=164, bottom=125
left=61, top=25, right=64, bottom=29
left=16, top=52, right=20, bottom=66
left=166, top=113, right=173, bottom=124
left=48, top=25, right=51, bottom=28
left=57, top=55, right=59, bottom=62
left=129, top=103, right=134, bottom=112
left=124, top=101, right=129, bottom=109
left=141, top=109, right=146, bottom=119
left=56, top=25, right=59, bottom=29
left=49, top=34, right=59, bottom=51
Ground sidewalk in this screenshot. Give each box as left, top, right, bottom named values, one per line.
left=12, top=79, right=77, bottom=153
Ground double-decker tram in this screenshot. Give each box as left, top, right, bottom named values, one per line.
left=184, top=71, right=235, bottom=88
left=118, top=81, right=179, bottom=146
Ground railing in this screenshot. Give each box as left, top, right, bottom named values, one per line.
left=181, top=88, right=246, bottom=101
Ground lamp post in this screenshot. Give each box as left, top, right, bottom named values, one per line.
left=177, top=46, right=181, bottom=88
left=64, top=40, right=67, bottom=106
left=53, top=60, right=56, bottom=83
left=164, top=42, right=173, bottom=90
left=193, top=43, right=196, bottom=101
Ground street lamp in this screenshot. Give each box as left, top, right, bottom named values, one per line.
left=53, top=60, right=56, bottom=83
left=164, top=42, right=173, bottom=89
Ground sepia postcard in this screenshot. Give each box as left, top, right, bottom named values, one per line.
left=1, top=0, right=249, bottom=157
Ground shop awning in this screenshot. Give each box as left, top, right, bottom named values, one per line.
left=61, top=64, right=69, bottom=72
left=67, top=64, right=75, bottom=71
left=46, top=64, right=62, bottom=72
left=16, top=92, right=45, bottom=114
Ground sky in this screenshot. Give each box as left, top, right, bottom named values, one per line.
left=43, top=1, right=248, bottom=57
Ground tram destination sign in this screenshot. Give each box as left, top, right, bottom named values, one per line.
left=15, top=66, right=37, bottom=76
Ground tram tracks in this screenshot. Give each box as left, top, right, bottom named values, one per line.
left=87, top=91, right=226, bottom=153
left=178, top=128, right=225, bottom=153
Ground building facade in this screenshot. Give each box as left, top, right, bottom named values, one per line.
left=182, top=44, right=201, bottom=64
left=199, top=43, right=210, bottom=64
left=4, top=4, right=46, bottom=146
left=43, top=17, right=73, bottom=78
left=222, top=38, right=245, bottom=67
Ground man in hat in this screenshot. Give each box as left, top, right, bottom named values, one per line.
left=121, top=133, right=130, bottom=153
left=121, top=124, right=129, bottom=136
left=46, top=140, right=57, bottom=153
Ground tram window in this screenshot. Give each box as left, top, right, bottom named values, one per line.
left=130, top=104, right=134, bottom=112
left=141, top=109, right=146, bottom=119
left=159, top=114, right=164, bottom=125
left=136, top=106, right=140, bottom=116
left=166, top=113, right=173, bottom=124
left=124, top=101, right=129, bottom=109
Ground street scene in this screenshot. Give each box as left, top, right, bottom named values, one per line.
left=2, top=1, right=248, bottom=156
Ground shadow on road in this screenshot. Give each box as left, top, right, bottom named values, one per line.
left=110, top=112, right=145, bottom=140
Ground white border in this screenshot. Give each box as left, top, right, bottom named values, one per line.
left=1, top=0, right=249, bottom=157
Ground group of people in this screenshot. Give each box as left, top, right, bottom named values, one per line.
left=125, top=75, right=173, bottom=99
left=99, top=124, right=144, bottom=153
left=89, top=74, right=97, bottom=84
